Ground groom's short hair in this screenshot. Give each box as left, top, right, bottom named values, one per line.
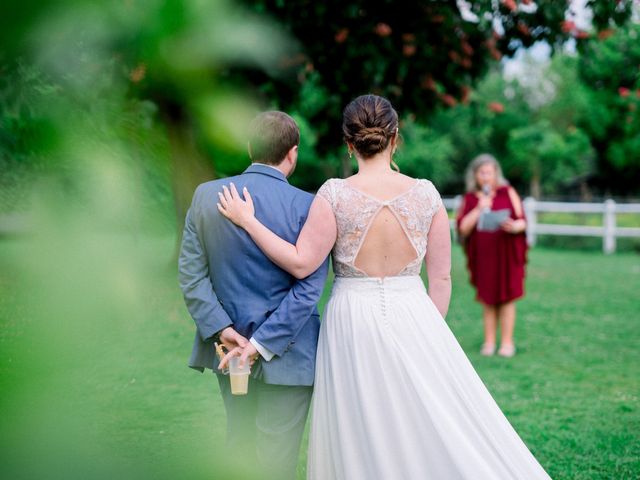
left=248, top=111, right=299, bottom=165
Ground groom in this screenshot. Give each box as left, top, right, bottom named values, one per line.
left=178, top=111, right=329, bottom=479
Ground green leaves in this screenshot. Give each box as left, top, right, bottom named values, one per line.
left=395, top=118, right=455, bottom=187
left=577, top=24, right=640, bottom=187
left=506, top=121, right=594, bottom=197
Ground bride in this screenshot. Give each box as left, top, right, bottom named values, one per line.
left=217, top=95, right=551, bottom=479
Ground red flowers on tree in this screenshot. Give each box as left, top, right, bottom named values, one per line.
left=403, top=44, right=417, bottom=57
left=335, top=28, right=349, bottom=44
left=488, top=102, right=505, bottom=113
left=421, top=75, right=437, bottom=91
left=439, top=93, right=458, bottom=107
left=502, top=0, right=517, bottom=12
left=517, top=22, right=531, bottom=37
left=374, top=23, right=392, bottom=37
left=597, top=29, right=615, bottom=40
left=618, top=87, right=630, bottom=97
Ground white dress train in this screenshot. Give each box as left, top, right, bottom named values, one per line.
left=307, top=276, right=550, bottom=479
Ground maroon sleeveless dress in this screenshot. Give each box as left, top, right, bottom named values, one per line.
left=456, top=186, right=528, bottom=306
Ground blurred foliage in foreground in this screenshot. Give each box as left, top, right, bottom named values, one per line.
left=0, top=0, right=290, bottom=479
left=0, top=0, right=292, bottom=227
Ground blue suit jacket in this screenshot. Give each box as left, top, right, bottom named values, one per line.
left=178, top=164, right=329, bottom=386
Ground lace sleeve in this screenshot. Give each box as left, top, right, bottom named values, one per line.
left=425, top=180, right=443, bottom=217
left=316, top=179, right=336, bottom=209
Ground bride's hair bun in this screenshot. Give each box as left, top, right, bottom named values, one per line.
left=343, top=95, right=398, bottom=158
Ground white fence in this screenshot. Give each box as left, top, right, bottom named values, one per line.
left=442, top=197, right=640, bottom=254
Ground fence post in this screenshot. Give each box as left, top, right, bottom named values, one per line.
left=523, top=197, right=536, bottom=246
left=453, top=194, right=462, bottom=212
left=450, top=195, right=461, bottom=243
left=603, top=199, right=616, bottom=254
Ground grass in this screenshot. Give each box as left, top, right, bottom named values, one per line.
left=0, top=235, right=638, bottom=479
left=445, top=247, right=640, bottom=479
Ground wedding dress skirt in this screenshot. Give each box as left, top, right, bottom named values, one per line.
left=307, top=276, right=551, bottom=480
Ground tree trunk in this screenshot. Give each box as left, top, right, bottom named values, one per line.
left=579, top=178, right=592, bottom=202
left=530, top=170, right=541, bottom=200
left=165, top=117, right=216, bottom=265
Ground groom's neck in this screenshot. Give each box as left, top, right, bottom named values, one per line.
left=252, top=161, right=288, bottom=177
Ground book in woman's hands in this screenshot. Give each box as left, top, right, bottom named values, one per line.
left=477, top=209, right=510, bottom=232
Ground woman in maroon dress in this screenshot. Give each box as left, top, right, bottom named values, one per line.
left=456, top=154, right=528, bottom=357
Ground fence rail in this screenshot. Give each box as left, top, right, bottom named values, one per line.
left=443, top=197, right=640, bottom=254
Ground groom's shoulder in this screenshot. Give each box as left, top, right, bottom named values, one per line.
left=191, top=176, right=313, bottom=204
left=285, top=183, right=314, bottom=201
left=192, top=176, right=243, bottom=198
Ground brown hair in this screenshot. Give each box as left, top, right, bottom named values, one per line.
left=342, top=94, right=399, bottom=158
left=248, top=111, right=299, bottom=165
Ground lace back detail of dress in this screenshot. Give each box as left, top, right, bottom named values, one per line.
left=316, top=178, right=443, bottom=278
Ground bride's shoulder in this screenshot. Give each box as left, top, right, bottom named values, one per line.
left=316, top=178, right=346, bottom=206
left=414, top=178, right=443, bottom=208
left=317, top=177, right=345, bottom=192
left=318, top=178, right=345, bottom=192
left=394, top=173, right=431, bottom=187
left=414, top=177, right=438, bottom=192
left=320, top=177, right=346, bottom=186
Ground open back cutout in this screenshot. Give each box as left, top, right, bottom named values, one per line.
left=353, top=205, right=419, bottom=277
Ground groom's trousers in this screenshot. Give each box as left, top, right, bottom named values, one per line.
left=216, top=374, right=313, bottom=480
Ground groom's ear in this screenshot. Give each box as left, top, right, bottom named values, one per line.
left=285, top=145, right=298, bottom=163
left=247, top=141, right=253, bottom=161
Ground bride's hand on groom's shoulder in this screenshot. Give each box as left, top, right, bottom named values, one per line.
left=217, top=183, right=255, bottom=229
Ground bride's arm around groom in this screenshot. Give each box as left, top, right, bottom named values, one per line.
left=425, top=205, right=452, bottom=318
left=217, top=179, right=452, bottom=319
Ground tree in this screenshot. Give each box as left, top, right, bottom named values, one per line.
left=413, top=52, right=597, bottom=197
left=506, top=120, right=594, bottom=198
left=238, top=0, right=632, bottom=176
left=577, top=23, right=640, bottom=195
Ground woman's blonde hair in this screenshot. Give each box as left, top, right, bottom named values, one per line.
left=465, top=153, right=508, bottom=192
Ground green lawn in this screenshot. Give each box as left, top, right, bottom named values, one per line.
left=0, top=235, right=638, bottom=479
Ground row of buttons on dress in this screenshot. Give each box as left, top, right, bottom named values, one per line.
left=377, top=278, right=387, bottom=319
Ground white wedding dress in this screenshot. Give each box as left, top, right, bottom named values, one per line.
left=307, top=178, right=551, bottom=480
